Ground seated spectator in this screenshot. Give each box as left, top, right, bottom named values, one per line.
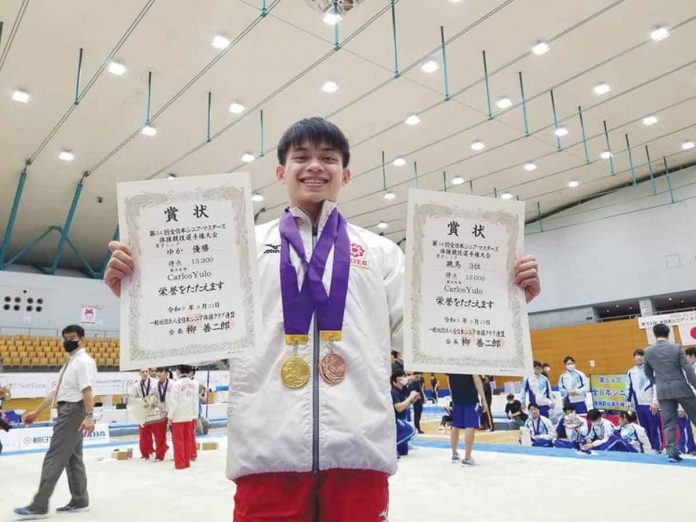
left=579, top=409, right=632, bottom=453
left=391, top=371, right=419, bottom=457
left=617, top=410, right=652, bottom=453
left=554, top=404, right=588, bottom=449
left=504, top=393, right=528, bottom=428
left=520, top=403, right=555, bottom=447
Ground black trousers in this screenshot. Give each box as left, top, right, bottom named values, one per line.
left=413, top=400, right=423, bottom=432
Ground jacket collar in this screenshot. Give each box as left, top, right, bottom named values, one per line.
left=288, top=200, right=338, bottom=233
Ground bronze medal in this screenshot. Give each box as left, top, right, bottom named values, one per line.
left=281, top=356, right=310, bottom=389
left=319, top=352, right=347, bottom=385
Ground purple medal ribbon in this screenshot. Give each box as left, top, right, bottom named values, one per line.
left=158, top=380, right=168, bottom=402
left=279, top=207, right=350, bottom=341
left=140, top=379, right=150, bottom=398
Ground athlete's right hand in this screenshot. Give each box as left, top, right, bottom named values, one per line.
left=104, top=241, right=135, bottom=297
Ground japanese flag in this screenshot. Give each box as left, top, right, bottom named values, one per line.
left=678, top=323, right=696, bottom=345
left=646, top=325, right=675, bottom=345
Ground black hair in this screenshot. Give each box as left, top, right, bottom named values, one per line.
left=391, top=351, right=399, bottom=358
left=633, top=349, right=645, bottom=357
left=542, top=362, right=551, bottom=368
left=61, top=324, right=85, bottom=338
left=506, top=393, right=515, bottom=400
left=563, top=404, right=576, bottom=413
left=587, top=409, right=602, bottom=421
left=528, top=403, right=540, bottom=410
left=390, top=371, right=405, bottom=385
left=653, top=323, right=670, bottom=339
left=156, top=367, right=167, bottom=372
left=177, top=364, right=193, bottom=375
left=563, top=356, right=575, bottom=365
left=533, top=360, right=542, bottom=368
left=277, top=117, right=350, bottom=167
left=685, top=347, right=696, bottom=357
left=619, top=410, right=637, bottom=423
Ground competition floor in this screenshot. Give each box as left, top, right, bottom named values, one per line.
left=2, top=426, right=695, bottom=522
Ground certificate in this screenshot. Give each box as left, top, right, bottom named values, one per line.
left=117, top=173, right=261, bottom=370
left=404, top=188, right=532, bottom=376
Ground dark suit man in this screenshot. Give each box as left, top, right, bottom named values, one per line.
left=644, top=323, right=696, bottom=462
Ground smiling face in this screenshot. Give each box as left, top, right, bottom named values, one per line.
left=276, top=141, right=350, bottom=218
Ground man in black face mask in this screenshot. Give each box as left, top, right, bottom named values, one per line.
left=14, top=324, right=98, bottom=519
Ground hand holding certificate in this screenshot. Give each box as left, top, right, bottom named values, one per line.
left=114, top=173, right=261, bottom=370
left=404, top=189, right=533, bottom=376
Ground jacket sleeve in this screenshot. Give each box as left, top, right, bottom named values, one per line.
left=381, top=239, right=405, bottom=352
left=558, top=374, right=568, bottom=398
left=637, top=425, right=652, bottom=451
left=576, top=371, right=590, bottom=395
left=541, top=417, right=556, bottom=440
left=679, top=348, right=696, bottom=390
left=167, top=382, right=179, bottom=420
left=520, top=377, right=529, bottom=406
left=643, top=356, right=655, bottom=383
left=625, top=370, right=634, bottom=405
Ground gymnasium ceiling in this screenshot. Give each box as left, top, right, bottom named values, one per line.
left=1, top=0, right=695, bottom=274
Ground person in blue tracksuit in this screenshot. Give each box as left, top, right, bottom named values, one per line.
left=617, top=411, right=651, bottom=453
left=520, top=361, right=554, bottom=418
left=558, top=356, right=589, bottom=414
left=391, top=371, right=418, bottom=457
left=521, top=403, right=555, bottom=447
left=580, top=409, right=633, bottom=452
left=676, top=407, right=696, bottom=454
left=625, top=349, right=661, bottom=452
left=554, top=404, right=588, bottom=449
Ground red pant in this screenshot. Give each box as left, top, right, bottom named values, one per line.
left=189, top=419, right=198, bottom=460
left=233, top=469, right=389, bottom=522
left=171, top=421, right=193, bottom=469
left=151, top=420, right=169, bottom=460
left=137, top=424, right=154, bottom=459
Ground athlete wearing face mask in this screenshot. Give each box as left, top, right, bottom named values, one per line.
left=558, top=356, right=590, bottom=414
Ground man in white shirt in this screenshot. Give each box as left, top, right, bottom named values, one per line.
left=15, top=325, right=98, bottom=519
left=520, top=361, right=554, bottom=418
left=520, top=403, right=555, bottom=447
left=167, top=365, right=199, bottom=469
left=558, top=356, right=590, bottom=414
left=104, top=117, right=543, bottom=519
left=129, top=368, right=158, bottom=460
left=625, top=349, right=660, bottom=452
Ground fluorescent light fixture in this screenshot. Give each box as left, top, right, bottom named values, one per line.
left=229, top=102, right=245, bottom=114
left=377, top=222, right=389, bottom=230
left=141, top=125, right=157, bottom=136
left=58, top=151, right=75, bottom=162
left=251, top=193, right=264, bottom=202
left=108, top=62, right=126, bottom=76
left=167, top=173, right=177, bottom=179
left=500, top=193, right=513, bottom=200
left=650, top=27, right=670, bottom=42
left=594, top=83, right=611, bottom=95
left=212, top=35, right=231, bottom=50
left=323, top=11, right=342, bottom=25
left=321, top=80, right=339, bottom=93
left=496, top=97, right=512, bottom=109
left=600, top=150, right=613, bottom=160
left=523, top=162, right=538, bottom=172
left=405, top=114, right=421, bottom=126
left=568, top=180, right=580, bottom=188
left=642, top=115, right=658, bottom=126
left=451, top=176, right=465, bottom=185
left=471, top=141, right=485, bottom=152
left=554, top=126, right=568, bottom=137
left=681, top=141, right=695, bottom=151
left=383, top=191, right=396, bottom=201
left=12, top=90, right=30, bottom=103
left=241, top=153, right=255, bottom=163
left=392, top=158, right=406, bottom=167
left=531, top=42, right=550, bottom=56
left=421, top=60, right=439, bottom=73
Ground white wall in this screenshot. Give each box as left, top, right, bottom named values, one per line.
left=526, top=166, right=696, bottom=313
left=0, top=270, right=119, bottom=336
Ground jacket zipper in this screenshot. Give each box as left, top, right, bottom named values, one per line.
left=312, top=224, right=320, bottom=473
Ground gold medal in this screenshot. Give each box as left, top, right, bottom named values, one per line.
left=319, top=351, right=347, bottom=385
left=281, top=356, right=310, bottom=389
